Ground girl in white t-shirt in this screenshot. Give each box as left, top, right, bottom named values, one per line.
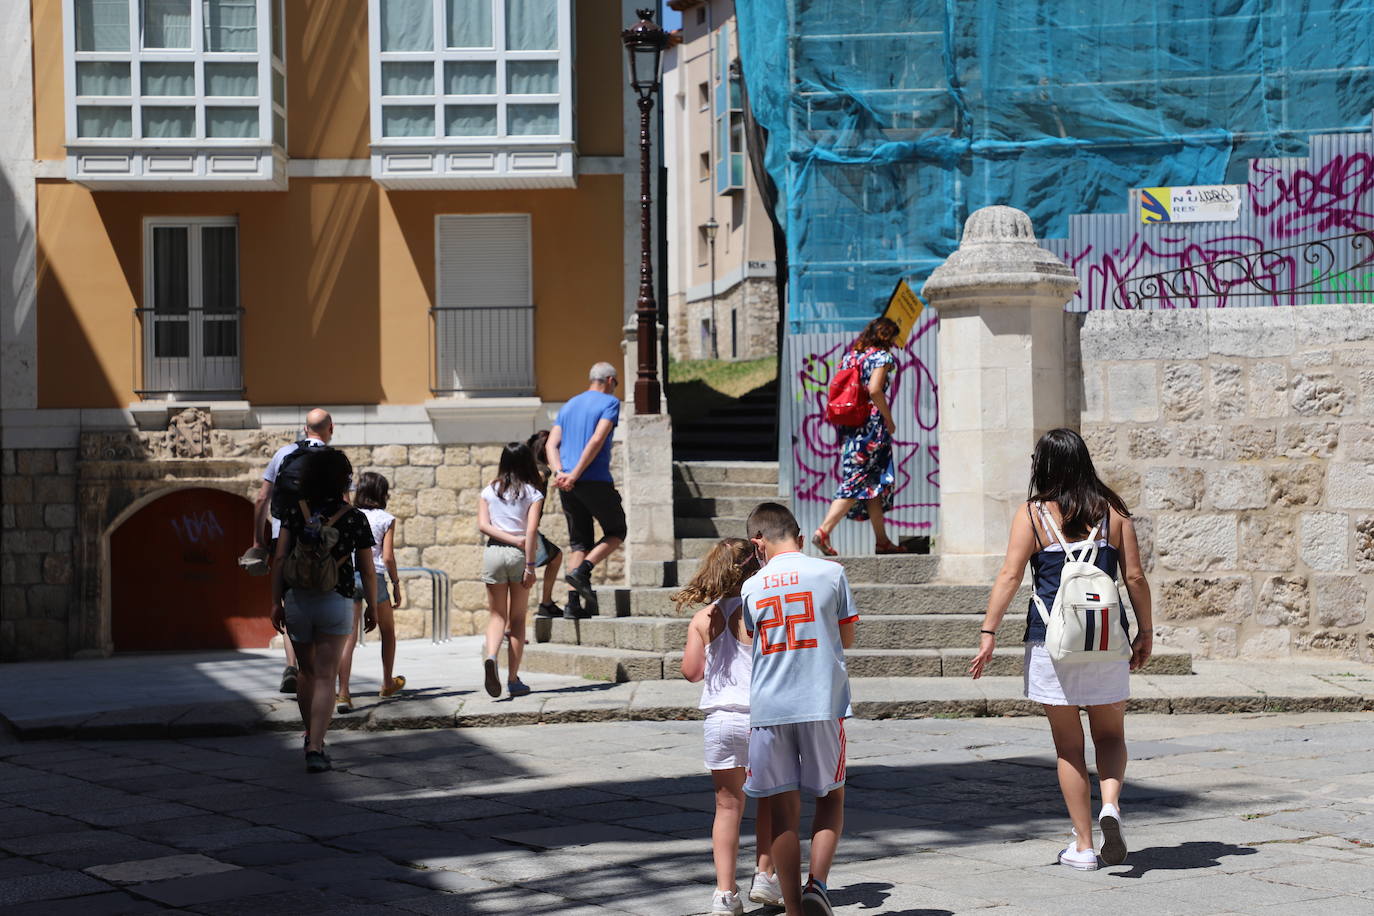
left=477, top=442, right=544, bottom=698
left=337, top=472, right=406, bottom=711
left=677, top=538, right=779, bottom=915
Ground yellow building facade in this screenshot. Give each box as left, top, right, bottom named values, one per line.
left=2, top=0, right=653, bottom=659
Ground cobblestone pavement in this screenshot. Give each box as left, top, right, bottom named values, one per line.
left=2, top=712, right=1371, bottom=914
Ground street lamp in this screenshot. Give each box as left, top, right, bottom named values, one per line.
left=703, top=216, right=719, bottom=359
left=623, top=8, right=669, bottom=414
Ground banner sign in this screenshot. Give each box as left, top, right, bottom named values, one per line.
left=1139, top=185, right=1243, bottom=223
left=883, top=278, right=925, bottom=348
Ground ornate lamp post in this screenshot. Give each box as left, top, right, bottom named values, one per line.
left=623, top=8, right=669, bottom=414
left=703, top=216, right=719, bottom=359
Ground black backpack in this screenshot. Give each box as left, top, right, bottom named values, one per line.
left=269, top=442, right=313, bottom=520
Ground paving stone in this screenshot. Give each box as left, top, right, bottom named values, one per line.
left=85, top=853, right=239, bottom=884
left=0, top=870, right=113, bottom=906
left=127, top=868, right=294, bottom=907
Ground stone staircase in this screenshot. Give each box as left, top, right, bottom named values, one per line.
left=521, top=460, right=1194, bottom=682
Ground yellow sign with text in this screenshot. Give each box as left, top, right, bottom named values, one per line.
left=883, top=278, right=925, bottom=348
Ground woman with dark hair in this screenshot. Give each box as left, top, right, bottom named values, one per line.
left=525, top=429, right=566, bottom=618
left=337, top=471, right=406, bottom=712
left=813, top=316, right=906, bottom=556
left=270, top=447, right=377, bottom=772
left=477, top=442, right=545, bottom=697
left=969, top=428, right=1153, bottom=869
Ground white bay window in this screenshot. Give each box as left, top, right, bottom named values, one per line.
left=368, top=0, right=575, bottom=188
left=64, top=0, right=287, bottom=188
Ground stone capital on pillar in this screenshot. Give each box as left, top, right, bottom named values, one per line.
left=922, top=206, right=1078, bottom=582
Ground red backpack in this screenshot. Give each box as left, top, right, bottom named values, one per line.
left=824, top=353, right=872, bottom=426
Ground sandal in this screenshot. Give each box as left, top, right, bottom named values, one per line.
left=812, top=529, right=838, bottom=557
left=379, top=675, right=407, bottom=698
left=335, top=694, right=353, bottom=714
left=876, top=542, right=909, bottom=554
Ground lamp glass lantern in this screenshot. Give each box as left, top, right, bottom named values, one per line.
left=703, top=216, right=719, bottom=242
left=622, top=8, right=669, bottom=98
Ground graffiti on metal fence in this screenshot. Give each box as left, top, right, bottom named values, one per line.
left=790, top=315, right=940, bottom=531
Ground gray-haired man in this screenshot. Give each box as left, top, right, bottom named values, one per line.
left=545, top=362, right=627, bottom=618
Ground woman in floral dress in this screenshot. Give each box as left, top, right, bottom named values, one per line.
left=813, top=316, right=907, bottom=556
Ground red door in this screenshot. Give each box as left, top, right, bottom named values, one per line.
left=111, top=488, right=275, bottom=651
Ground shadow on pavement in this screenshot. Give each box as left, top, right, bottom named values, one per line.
left=832, top=880, right=955, bottom=914
left=1107, top=841, right=1259, bottom=879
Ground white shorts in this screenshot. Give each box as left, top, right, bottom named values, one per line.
left=1024, top=643, right=1130, bottom=707
left=703, top=709, right=751, bottom=770
left=745, top=719, right=847, bottom=798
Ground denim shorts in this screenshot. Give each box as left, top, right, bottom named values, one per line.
left=284, top=588, right=354, bottom=643
left=352, top=571, right=391, bottom=605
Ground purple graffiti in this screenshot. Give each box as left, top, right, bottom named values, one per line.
left=792, top=316, right=940, bottom=530
left=1251, top=152, right=1374, bottom=238
left=171, top=510, right=225, bottom=544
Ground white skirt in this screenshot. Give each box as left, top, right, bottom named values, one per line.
left=1023, top=642, right=1129, bottom=707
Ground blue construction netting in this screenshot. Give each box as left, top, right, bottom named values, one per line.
left=735, top=0, right=1374, bottom=333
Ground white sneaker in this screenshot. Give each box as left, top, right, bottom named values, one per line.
left=1099, top=803, right=1127, bottom=865
left=749, top=871, right=783, bottom=906
left=1058, top=829, right=1099, bottom=870
left=711, top=888, right=744, bottom=916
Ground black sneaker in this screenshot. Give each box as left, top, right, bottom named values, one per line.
left=304, top=750, right=331, bottom=773
left=280, top=666, right=298, bottom=694
left=507, top=679, right=532, bottom=698
left=801, top=880, right=834, bottom=916
left=536, top=601, right=562, bottom=618
left=564, top=566, right=596, bottom=609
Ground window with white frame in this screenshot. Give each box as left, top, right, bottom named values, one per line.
left=368, top=0, right=573, bottom=186
left=140, top=217, right=242, bottom=397
left=64, top=1, right=286, bottom=186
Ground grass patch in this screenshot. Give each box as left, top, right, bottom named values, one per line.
left=667, top=356, right=777, bottom=400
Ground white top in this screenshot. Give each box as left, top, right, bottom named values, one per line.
left=698, top=597, right=753, bottom=713
left=360, top=507, right=396, bottom=576
left=481, top=482, right=544, bottom=537
left=264, top=436, right=326, bottom=539
left=741, top=551, right=857, bottom=727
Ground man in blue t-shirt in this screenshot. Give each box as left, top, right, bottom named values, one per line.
left=545, top=362, right=627, bottom=617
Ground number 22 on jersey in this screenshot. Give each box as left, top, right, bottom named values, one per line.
left=756, top=592, right=818, bottom=654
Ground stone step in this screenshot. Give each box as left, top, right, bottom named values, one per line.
left=590, top=583, right=1018, bottom=618
left=673, top=480, right=781, bottom=500
left=673, top=461, right=779, bottom=485
left=517, top=643, right=666, bottom=682
left=674, top=553, right=942, bottom=585
left=675, top=516, right=749, bottom=538
left=520, top=644, right=1195, bottom=682
left=676, top=495, right=789, bottom=519
left=539, top=613, right=982, bottom=651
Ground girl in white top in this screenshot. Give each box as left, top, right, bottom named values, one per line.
left=476, top=442, right=544, bottom=699
left=678, top=538, right=780, bottom=916
left=337, top=472, right=406, bottom=712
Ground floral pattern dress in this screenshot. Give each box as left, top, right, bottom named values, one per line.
left=834, top=346, right=897, bottom=521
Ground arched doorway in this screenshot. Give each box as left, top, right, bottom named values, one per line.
left=111, top=488, right=275, bottom=651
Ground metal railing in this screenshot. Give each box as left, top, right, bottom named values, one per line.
left=429, top=304, right=535, bottom=396
left=1112, top=230, right=1374, bottom=309
left=353, top=567, right=451, bottom=647
left=133, top=307, right=245, bottom=398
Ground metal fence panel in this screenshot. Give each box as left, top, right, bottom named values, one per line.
left=431, top=305, right=535, bottom=395
left=780, top=313, right=940, bottom=552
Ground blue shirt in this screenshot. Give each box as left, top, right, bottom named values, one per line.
left=741, top=552, right=856, bottom=727
left=555, top=390, right=620, bottom=483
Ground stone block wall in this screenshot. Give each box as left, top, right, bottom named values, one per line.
left=1, top=449, right=78, bottom=660
left=669, top=276, right=778, bottom=362
left=1080, top=304, right=1374, bottom=662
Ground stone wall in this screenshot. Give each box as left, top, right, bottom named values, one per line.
left=1, top=449, right=78, bottom=660
left=1, top=424, right=625, bottom=660
left=669, top=276, right=778, bottom=362
left=1080, top=304, right=1374, bottom=662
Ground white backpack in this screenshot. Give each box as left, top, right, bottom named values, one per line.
left=1031, top=502, right=1132, bottom=665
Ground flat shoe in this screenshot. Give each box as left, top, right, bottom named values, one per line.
left=335, top=694, right=353, bottom=714
left=1099, top=806, right=1127, bottom=865
left=379, top=675, right=406, bottom=698
left=483, top=657, right=501, bottom=698
left=875, top=543, right=909, bottom=554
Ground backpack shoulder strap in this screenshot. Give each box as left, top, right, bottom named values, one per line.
left=324, top=505, right=350, bottom=529
left=1038, top=502, right=1096, bottom=565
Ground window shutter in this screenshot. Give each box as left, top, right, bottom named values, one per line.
left=434, top=214, right=534, bottom=394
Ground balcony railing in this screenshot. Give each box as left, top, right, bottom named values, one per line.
left=430, top=305, right=535, bottom=397
left=133, top=307, right=245, bottom=399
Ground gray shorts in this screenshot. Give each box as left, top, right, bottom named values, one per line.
left=481, top=543, right=527, bottom=585
left=352, top=571, right=391, bottom=605
left=284, top=588, right=354, bottom=643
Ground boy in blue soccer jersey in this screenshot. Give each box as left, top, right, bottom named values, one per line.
left=741, top=502, right=857, bottom=916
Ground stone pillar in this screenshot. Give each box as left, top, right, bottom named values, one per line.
left=621, top=412, right=676, bottom=586
left=922, top=206, right=1078, bottom=581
